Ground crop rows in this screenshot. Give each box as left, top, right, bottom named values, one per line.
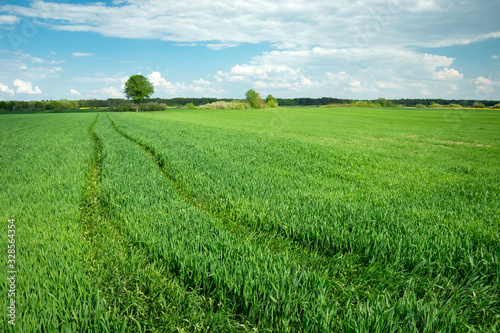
left=1, top=108, right=499, bottom=332
left=107, top=108, right=500, bottom=331
left=0, top=113, right=106, bottom=331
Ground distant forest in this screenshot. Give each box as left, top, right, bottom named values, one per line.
left=2, top=97, right=500, bottom=111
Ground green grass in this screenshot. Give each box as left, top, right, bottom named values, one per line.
left=0, top=113, right=107, bottom=331
left=1, top=107, right=499, bottom=332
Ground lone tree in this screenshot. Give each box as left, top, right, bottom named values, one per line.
left=124, top=74, right=154, bottom=112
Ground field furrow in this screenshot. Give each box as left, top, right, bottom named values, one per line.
left=100, top=115, right=346, bottom=331
left=2, top=108, right=499, bottom=332
left=83, top=115, right=250, bottom=332
left=107, top=108, right=500, bottom=331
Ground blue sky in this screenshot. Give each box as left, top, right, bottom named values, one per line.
left=0, top=0, right=499, bottom=101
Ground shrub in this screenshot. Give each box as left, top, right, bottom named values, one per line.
left=449, top=103, right=462, bottom=108
left=472, top=102, right=486, bottom=108
left=415, top=104, right=427, bottom=108
left=376, top=98, right=394, bottom=107
left=184, top=103, right=198, bottom=109
left=266, top=95, right=279, bottom=108
left=115, top=102, right=132, bottom=112
left=490, top=103, right=500, bottom=109
left=199, top=101, right=248, bottom=109
left=143, top=102, right=168, bottom=111
left=355, top=100, right=377, bottom=107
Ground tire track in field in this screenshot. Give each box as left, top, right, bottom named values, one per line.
left=109, top=115, right=463, bottom=331
left=80, top=115, right=246, bottom=332
left=106, top=114, right=333, bottom=273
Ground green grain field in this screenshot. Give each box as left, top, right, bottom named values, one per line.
left=1, top=107, right=499, bottom=332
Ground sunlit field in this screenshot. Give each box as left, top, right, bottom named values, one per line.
left=1, top=107, right=499, bottom=332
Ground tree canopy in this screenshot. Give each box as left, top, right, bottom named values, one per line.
left=245, top=89, right=260, bottom=109
left=124, top=74, right=155, bottom=112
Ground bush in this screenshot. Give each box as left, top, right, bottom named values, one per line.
left=199, top=101, right=248, bottom=109
left=449, top=103, right=462, bottom=108
left=184, top=103, right=199, bottom=109
left=472, top=102, right=486, bottom=109
left=415, top=104, right=427, bottom=108
left=490, top=103, right=500, bottom=109
left=143, top=102, right=168, bottom=111
left=376, top=98, right=394, bottom=107
left=354, top=100, right=377, bottom=107
left=429, top=102, right=442, bottom=108
left=115, top=102, right=132, bottom=112
left=266, top=95, right=279, bottom=108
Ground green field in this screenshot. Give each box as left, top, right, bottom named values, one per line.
left=1, top=107, right=499, bottom=332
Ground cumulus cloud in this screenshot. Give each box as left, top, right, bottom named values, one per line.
left=70, top=88, right=80, bottom=96
left=475, top=77, right=492, bottom=85
left=214, top=47, right=463, bottom=98
left=477, top=85, right=493, bottom=94
left=193, top=78, right=211, bottom=85
left=472, top=76, right=496, bottom=98
left=0, top=83, right=14, bottom=95
left=1, top=1, right=498, bottom=99
left=13, top=79, right=42, bottom=94
left=147, top=71, right=175, bottom=90
left=146, top=71, right=224, bottom=96
left=433, top=68, right=464, bottom=80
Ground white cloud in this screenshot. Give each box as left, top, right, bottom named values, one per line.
left=493, top=55, right=499, bottom=59
left=70, top=89, right=80, bottom=96
left=91, top=87, right=123, bottom=98
left=147, top=71, right=175, bottom=90
left=31, top=57, right=45, bottom=64
left=0, top=14, right=19, bottom=25
left=433, top=68, right=464, bottom=80
left=206, top=43, right=239, bottom=50
left=193, top=78, right=210, bottom=85
left=475, top=77, right=492, bottom=85
left=348, top=80, right=378, bottom=93
left=405, top=0, right=442, bottom=12
left=13, top=79, right=42, bottom=94
left=477, top=85, right=493, bottom=94
left=0, top=83, right=14, bottom=95
left=1, top=1, right=498, bottom=100
left=146, top=71, right=224, bottom=97
left=72, top=52, right=94, bottom=57
left=377, top=81, right=403, bottom=90
left=72, top=75, right=128, bottom=85
left=1, top=0, right=499, bottom=49
left=214, top=47, right=463, bottom=98
left=472, top=76, right=496, bottom=98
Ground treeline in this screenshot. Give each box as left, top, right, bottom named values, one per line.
left=0, top=98, right=236, bottom=111
left=277, top=97, right=500, bottom=108
left=2, top=97, right=500, bottom=111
